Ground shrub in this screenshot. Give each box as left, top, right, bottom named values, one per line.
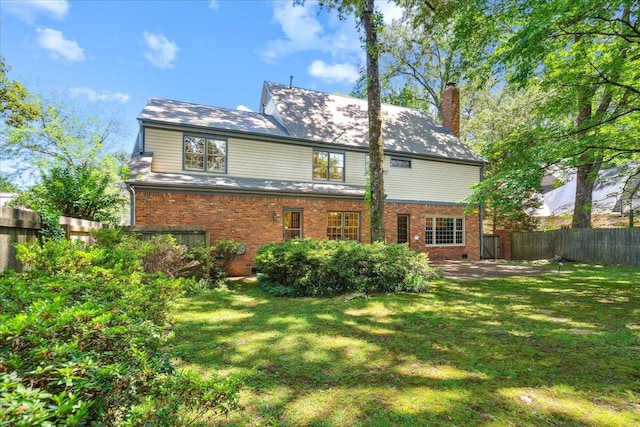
left=1, top=233, right=239, bottom=425
left=254, top=238, right=441, bottom=297
left=212, top=240, right=245, bottom=276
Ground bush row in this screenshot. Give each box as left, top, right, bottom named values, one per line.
left=254, top=238, right=442, bottom=297
left=0, top=229, right=239, bottom=426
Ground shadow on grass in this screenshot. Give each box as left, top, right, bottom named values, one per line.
left=168, top=264, right=640, bottom=426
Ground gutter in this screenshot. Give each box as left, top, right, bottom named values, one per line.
left=125, top=180, right=366, bottom=201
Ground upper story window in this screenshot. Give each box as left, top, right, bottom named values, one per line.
left=313, top=149, right=344, bottom=181
left=184, top=134, right=227, bottom=173
left=390, top=157, right=412, bottom=168
left=425, top=216, right=464, bottom=246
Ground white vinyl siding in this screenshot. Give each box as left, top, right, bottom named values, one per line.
left=229, top=139, right=309, bottom=181
left=144, top=128, right=479, bottom=202
left=144, top=128, right=311, bottom=182
left=145, top=128, right=183, bottom=172
left=385, top=157, right=479, bottom=204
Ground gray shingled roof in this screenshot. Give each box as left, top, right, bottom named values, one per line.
left=136, top=83, right=485, bottom=165
left=138, top=97, right=289, bottom=137
left=263, top=81, right=485, bottom=164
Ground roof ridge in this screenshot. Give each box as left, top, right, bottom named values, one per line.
left=264, top=80, right=436, bottom=117
left=147, top=97, right=261, bottom=115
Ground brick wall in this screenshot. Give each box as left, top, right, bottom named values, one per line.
left=134, top=190, right=481, bottom=275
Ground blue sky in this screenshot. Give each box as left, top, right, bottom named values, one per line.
left=1, top=0, right=402, bottom=156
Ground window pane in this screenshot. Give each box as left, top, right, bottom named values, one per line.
left=329, top=152, right=344, bottom=181
left=313, top=151, right=328, bottom=179
left=425, top=217, right=433, bottom=245
left=397, top=215, right=409, bottom=244
left=390, top=158, right=411, bottom=168
left=343, top=212, right=359, bottom=241
left=327, top=211, right=342, bottom=240
left=184, top=136, right=205, bottom=170
left=435, top=217, right=454, bottom=244
left=456, top=218, right=464, bottom=244
left=284, top=210, right=302, bottom=241
left=207, top=139, right=226, bottom=172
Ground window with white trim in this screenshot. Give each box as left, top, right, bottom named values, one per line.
left=425, top=216, right=464, bottom=246
left=184, top=134, right=227, bottom=173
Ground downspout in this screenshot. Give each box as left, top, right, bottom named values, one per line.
left=127, top=184, right=135, bottom=226
left=479, top=166, right=484, bottom=260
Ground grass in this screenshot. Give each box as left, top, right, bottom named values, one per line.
left=168, top=263, right=640, bottom=426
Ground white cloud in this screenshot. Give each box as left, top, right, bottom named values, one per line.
left=4, top=0, right=69, bottom=24
left=143, top=32, right=179, bottom=69
left=308, top=60, right=359, bottom=84
left=69, top=87, right=130, bottom=103
left=36, top=28, right=85, bottom=63
left=376, top=0, right=404, bottom=25
left=208, top=0, right=219, bottom=10
left=236, top=104, right=253, bottom=112
left=261, top=2, right=360, bottom=63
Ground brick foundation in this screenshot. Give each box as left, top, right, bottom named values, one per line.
left=133, top=190, right=481, bottom=275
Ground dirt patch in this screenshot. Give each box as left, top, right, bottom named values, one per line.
left=430, top=260, right=565, bottom=281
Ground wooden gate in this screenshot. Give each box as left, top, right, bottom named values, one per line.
left=483, top=234, right=501, bottom=259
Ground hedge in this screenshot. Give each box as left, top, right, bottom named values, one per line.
left=254, top=238, right=442, bottom=297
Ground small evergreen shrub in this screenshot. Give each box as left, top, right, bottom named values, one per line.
left=254, top=238, right=441, bottom=297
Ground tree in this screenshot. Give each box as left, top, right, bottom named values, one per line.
left=311, top=0, right=386, bottom=241
left=374, top=2, right=472, bottom=120
left=0, top=174, right=18, bottom=193
left=14, top=164, right=127, bottom=224
left=0, top=57, right=39, bottom=128
left=396, top=0, right=640, bottom=229
left=483, top=0, right=640, bottom=228
left=463, top=83, right=548, bottom=231
left=3, top=92, right=126, bottom=178
left=1, top=71, right=129, bottom=223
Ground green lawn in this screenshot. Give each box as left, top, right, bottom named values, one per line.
left=169, top=264, right=640, bottom=426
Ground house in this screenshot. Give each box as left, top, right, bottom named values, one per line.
left=531, top=166, right=640, bottom=229
left=126, top=81, right=486, bottom=275
left=0, top=193, right=18, bottom=207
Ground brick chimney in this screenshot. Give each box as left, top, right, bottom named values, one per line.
left=442, top=82, right=460, bottom=138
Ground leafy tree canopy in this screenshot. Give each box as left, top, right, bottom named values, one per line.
left=0, top=57, right=39, bottom=128
left=14, top=164, right=128, bottom=224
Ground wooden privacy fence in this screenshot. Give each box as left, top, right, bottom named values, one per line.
left=512, top=228, right=640, bottom=266
left=1, top=207, right=41, bottom=272
left=125, top=226, right=209, bottom=249
left=59, top=216, right=104, bottom=245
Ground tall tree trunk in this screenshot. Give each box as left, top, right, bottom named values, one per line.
left=362, top=0, right=385, bottom=242
left=572, top=158, right=601, bottom=228
left=572, top=81, right=612, bottom=228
